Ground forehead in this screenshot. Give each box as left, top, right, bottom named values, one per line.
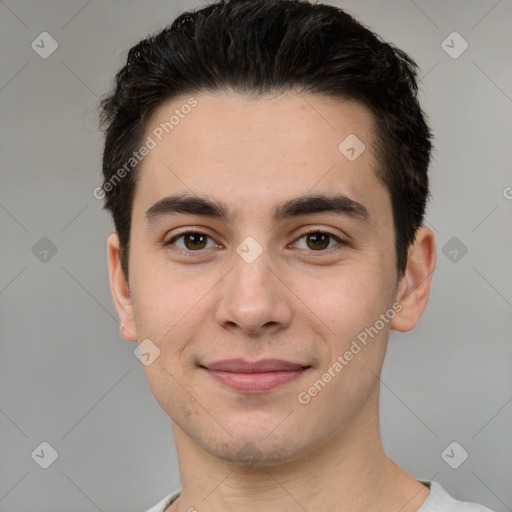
left=134, top=91, right=389, bottom=225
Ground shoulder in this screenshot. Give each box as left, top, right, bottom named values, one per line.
left=419, top=481, right=495, bottom=512
left=142, top=482, right=495, bottom=512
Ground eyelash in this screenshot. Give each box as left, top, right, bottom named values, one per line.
left=164, top=229, right=345, bottom=254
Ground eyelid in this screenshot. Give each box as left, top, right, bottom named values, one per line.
left=165, top=229, right=221, bottom=248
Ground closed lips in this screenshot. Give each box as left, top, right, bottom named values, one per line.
left=203, top=359, right=311, bottom=372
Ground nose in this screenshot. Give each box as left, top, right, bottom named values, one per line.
left=214, top=246, right=293, bottom=337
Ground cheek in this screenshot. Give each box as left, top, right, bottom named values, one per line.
left=130, top=261, right=214, bottom=375
left=130, top=255, right=196, bottom=333
left=296, top=265, right=391, bottom=337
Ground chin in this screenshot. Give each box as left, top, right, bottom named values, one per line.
left=204, top=433, right=309, bottom=469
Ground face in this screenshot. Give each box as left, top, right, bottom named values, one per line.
left=110, top=91, right=411, bottom=466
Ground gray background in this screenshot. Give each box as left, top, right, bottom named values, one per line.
left=1, top=0, right=511, bottom=511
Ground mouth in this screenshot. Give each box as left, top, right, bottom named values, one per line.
left=200, top=359, right=312, bottom=393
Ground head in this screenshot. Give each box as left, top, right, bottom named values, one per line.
left=100, top=0, right=436, bottom=466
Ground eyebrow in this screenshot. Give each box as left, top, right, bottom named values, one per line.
left=144, top=193, right=369, bottom=224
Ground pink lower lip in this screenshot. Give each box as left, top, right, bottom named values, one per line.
left=204, top=368, right=307, bottom=392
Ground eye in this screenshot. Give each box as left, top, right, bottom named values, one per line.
left=165, top=231, right=219, bottom=251
left=164, top=229, right=345, bottom=254
left=293, top=230, right=344, bottom=251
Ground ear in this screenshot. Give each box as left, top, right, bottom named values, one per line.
left=391, top=226, right=436, bottom=332
left=107, top=233, right=138, bottom=341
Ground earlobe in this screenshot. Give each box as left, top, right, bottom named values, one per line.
left=107, top=233, right=138, bottom=341
left=391, top=226, right=436, bottom=333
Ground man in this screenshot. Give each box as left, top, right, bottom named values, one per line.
left=98, top=1, right=494, bottom=510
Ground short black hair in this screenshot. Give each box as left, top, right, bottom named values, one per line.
left=99, top=0, right=432, bottom=278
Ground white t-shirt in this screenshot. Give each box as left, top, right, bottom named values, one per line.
left=143, top=480, right=495, bottom=511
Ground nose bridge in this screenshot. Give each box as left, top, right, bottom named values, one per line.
left=216, top=236, right=293, bottom=334
left=235, top=243, right=272, bottom=292
left=230, top=238, right=277, bottom=305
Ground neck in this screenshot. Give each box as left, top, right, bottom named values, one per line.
left=167, top=386, right=429, bottom=512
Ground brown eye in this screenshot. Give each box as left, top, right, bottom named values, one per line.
left=306, top=232, right=330, bottom=250
left=166, top=231, right=216, bottom=251
left=183, top=233, right=208, bottom=250
left=294, top=230, right=343, bottom=251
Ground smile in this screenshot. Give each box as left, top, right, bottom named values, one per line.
left=200, top=359, right=312, bottom=393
